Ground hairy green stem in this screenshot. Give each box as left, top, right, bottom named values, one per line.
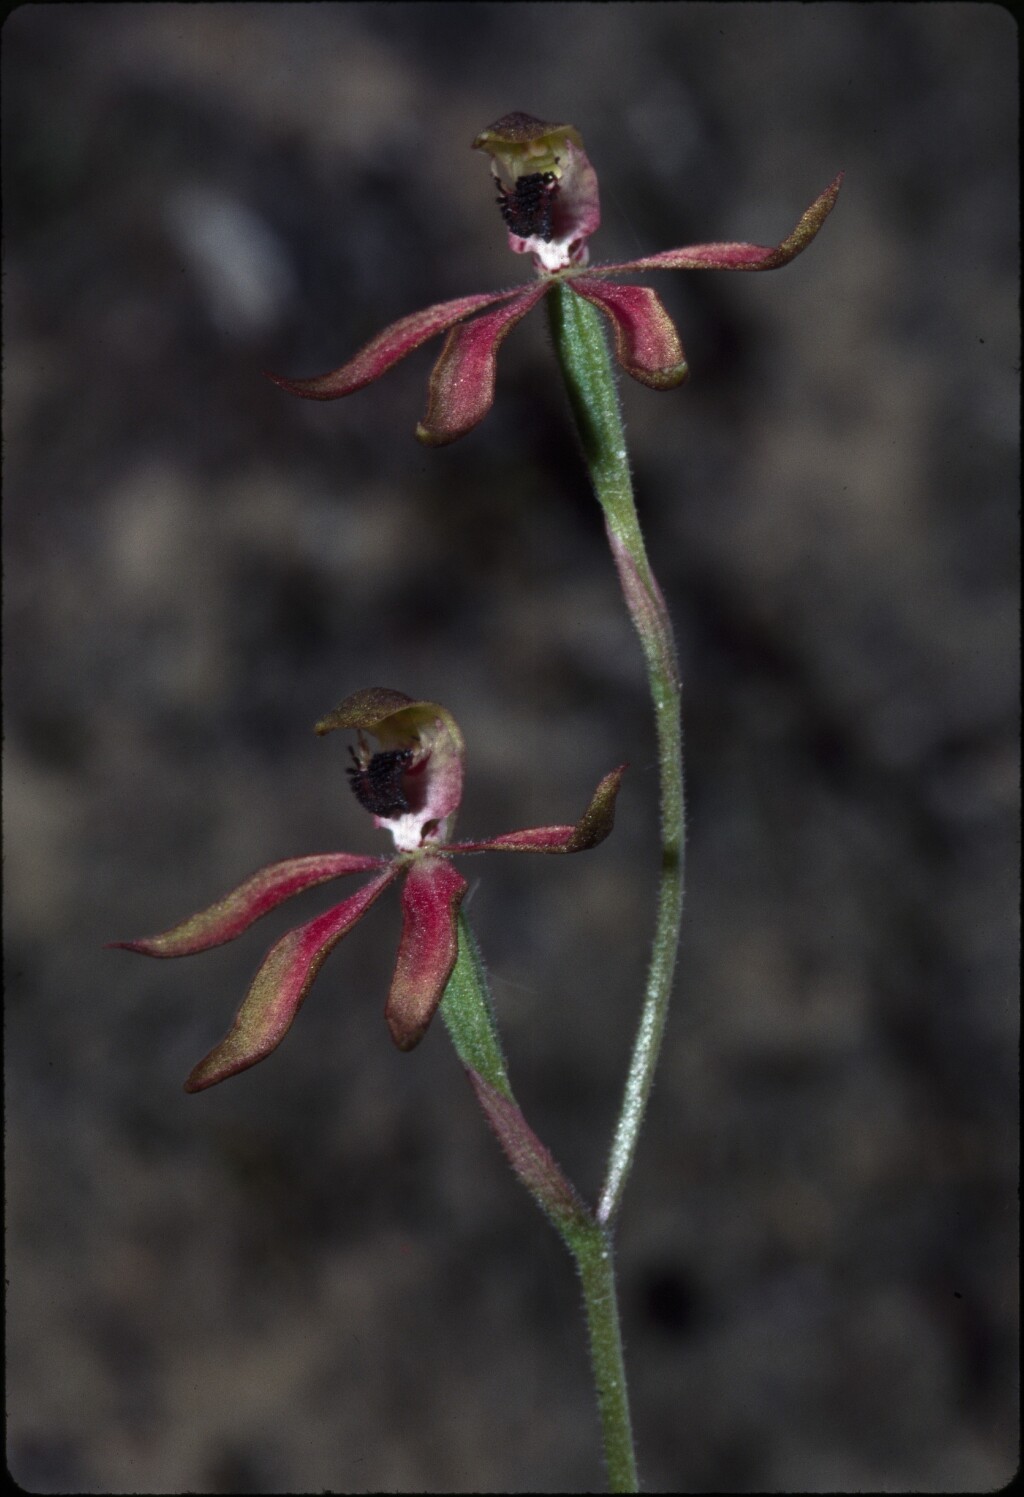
left=547, top=283, right=686, bottom=1227
left=439, top=914, right=512, bottom=1099
left=441, top=915, right=639, bottom=1491
left=438, top=280, right=687, bottom=1491
left=573, top=1221, right=639, bottom=1492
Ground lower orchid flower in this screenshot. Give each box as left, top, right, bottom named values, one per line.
left=112, top=689, right=625, bottom=1091
left=267, top=112, right=842, bottom=445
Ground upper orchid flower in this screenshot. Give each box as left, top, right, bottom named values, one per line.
left=267, top=112, right=842, bottom=445
left=112, top=689, right=625, bottom=1090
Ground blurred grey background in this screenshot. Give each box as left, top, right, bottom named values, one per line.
left=3, top=4, right=1018, bottom=1492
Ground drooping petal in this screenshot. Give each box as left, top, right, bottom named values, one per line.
left=184, top=869, right=398, bottom=1092
left=568, top=279, right=688, bottom=389
left=264, top=287, right=528, bottom=401
left=416, top=282, right=550, bottom=446
left=444, top=765, right=626, bottom=855
left=587, top=173, right=843, bottom=275
left=109, top=852, right=389, bottom=958
left=316, top=689, right=466, bottom=849
left=385, top=858, right=467, bottom=1051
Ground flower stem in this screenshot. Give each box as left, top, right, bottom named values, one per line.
left=440, top=915, right=639, bottom=1491
left=546, top=282, right=686, bottom=1226
left=439, top=913, right=512, bottom=1099
left=573, top=1221, right=640, bottom=1493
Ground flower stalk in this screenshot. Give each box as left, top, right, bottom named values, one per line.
left=546, top=283, right=685, bottom=1227
left=439, top=915, right=638, bottom=1491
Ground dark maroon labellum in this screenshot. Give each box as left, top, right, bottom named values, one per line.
left=347, top=747, right=413, bottom=818
left=497, top=171, right=558, bottom=242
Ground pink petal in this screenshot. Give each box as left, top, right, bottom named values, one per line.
left=385, top=858, right=467, bottom=1051
left=444, top=765, right=627, bottom=855
left=110, top=852, right=389, bottom=958
left=416, top=282, right=550, bottom=446
left=588, top=173, right=843, bottom=275
left=184, top=869, right=398, bottom=1092
left=265, top=287, right=527, bottom=400
left=568, top=279, right=688, bottom=389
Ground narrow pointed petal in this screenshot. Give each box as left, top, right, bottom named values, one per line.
left=465, top=1068, right=592, bottom=1234
left=185, top=869, right=398, bottom=1092
left=265, top=287, right=526, bottom=401
left=385, top=858, right=467, bottom=1051
left=110, top=852, right=389, bottom=958
left=444, top=765, right=626, bottom=854
left=416, top=282, right=550, bottom=446
left=569, top=279, right=688, bottom=389
left=590, top=173, right=843, bottom=275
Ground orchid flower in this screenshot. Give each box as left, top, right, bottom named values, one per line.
left=267, top=112, right=842, bottom=445
left=112, top=689, right=624, bottom=1090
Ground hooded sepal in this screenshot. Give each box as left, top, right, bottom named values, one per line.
left=315, top=687, right=418, bottom=733
left=568, top=279, right=688, bottom=389
left=317, top=688, right=466, bottom=850
left=109, top=852, right=388, bottom=958
left=385, top=857, right=467, bottom=1051
left=184, top=869, right=398, bottom=1091
left=445, top=765, right=626, bottom=854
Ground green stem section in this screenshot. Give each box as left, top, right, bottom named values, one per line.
left=439, top=913, right=512, bottom=1099
left=441, top=915, right=639, bottom=1492
left=572, top=1221, right=639, bottom=1493
left=547, top=283, right=685, bottom=1226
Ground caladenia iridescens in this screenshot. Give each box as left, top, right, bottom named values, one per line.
left=113, top=689, right=624, bottom=1083
left=116, top=115, right=840, bottom=1493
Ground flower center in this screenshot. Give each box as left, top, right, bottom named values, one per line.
left=347, top=746, right=413, bottom=818
left=496, top=171, right=558, bottom=242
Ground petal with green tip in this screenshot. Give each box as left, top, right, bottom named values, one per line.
left=444, top=765, right=626, bottom=854
left=416, top=283, right=549, bottom=446
left=109, top=852, right=389, bottom=958
left=589, top=174, right=843, bottom=275
left=265, top=287, right=527, bottom=403
left=569, top=279, right=688, bottom=389
left=184, top=869, right=398, bottom=1091
left=385, top=858, right=467, bottom=1051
